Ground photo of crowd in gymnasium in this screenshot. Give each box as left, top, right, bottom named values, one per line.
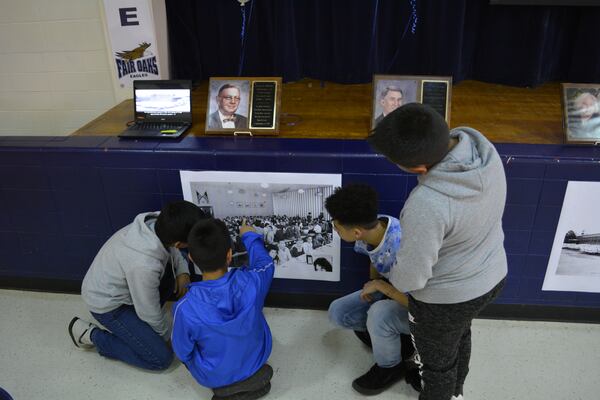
left=180, top=170, right=342, bottom=281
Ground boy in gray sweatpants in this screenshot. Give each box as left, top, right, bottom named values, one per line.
left=366, top=103, right=508, bottom=400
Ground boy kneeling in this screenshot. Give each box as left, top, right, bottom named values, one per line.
left=172, top=218, right=274, bottom=400
left=326, top=184, right=420, bottom=395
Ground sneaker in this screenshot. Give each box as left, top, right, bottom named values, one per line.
left=352, top=362, right=406, bottom=395
left=212, top=382, right=271, bottom=400
left=404, top=367, right=422, bottom=392
left=212, top=364, right=273, bottom=398
left=353, top=330, right=372, bottom=348
left=403, top=351, right=422, bottom=392
left=68, top=317, right=97, bottom=349
left=451, top=395, right=464, bottom=400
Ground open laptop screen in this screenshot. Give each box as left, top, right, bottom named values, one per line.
left=134, top=80, right=192, bottom=123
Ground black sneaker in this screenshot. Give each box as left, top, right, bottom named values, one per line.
left=352, top=362, right=406, bottom=395
left=353, top=330, right=372, bottom=348
left=212, top=382, right=271, bottom=400
left=212, top=364, right=273, bottom=398
left=404, top=367, right=422, bottom=392
left=404, top=351, right=422, bottom=392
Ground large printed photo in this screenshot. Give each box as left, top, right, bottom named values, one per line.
left=181, top=171, right=342, bottom=281
left=543, top=181, right=600, bottom=293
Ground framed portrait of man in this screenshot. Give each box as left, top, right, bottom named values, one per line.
left=561, top=83, right=600, bottom=145
left=371, top=75, right=452, bottom=129
left=206, top=77, right=282, bottom=136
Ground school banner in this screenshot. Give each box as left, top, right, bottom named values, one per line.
left=103, top=0, right=162, bottom=87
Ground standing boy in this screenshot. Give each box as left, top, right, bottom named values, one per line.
left=172, top=219, right=274, bottom=400
left=367, top=103, right=508, bottom=400
left=68, top=201, right=206, bottom=370
left=326, top=184, right=419, bottom=395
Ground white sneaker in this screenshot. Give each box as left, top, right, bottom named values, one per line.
left=68, top=317, right=97, bottom=349
left=451, top=395, right=464, bottom=400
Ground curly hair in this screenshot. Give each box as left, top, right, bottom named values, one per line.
left=325, top=183, right=378, bottom=228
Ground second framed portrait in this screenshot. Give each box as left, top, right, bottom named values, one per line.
left=561, top=83, right=600, bottom=145
left=371, top=75, right=452, bottom=129
left=206, top=77, right=282, bottom=136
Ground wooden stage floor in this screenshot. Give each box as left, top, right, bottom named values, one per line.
left=73, top=79, right=565, bottom=144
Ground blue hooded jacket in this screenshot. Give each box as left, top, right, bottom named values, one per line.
left=171, top=231, right=274, bottom=388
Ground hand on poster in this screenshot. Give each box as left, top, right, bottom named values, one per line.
left=239, top=218, right=256, bottom=236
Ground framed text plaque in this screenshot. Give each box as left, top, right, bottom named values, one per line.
left=371, top=75, right=452, bottom=129
left=206, top=76, right=282, bottom=136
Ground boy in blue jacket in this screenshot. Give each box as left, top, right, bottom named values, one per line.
left=172, top=218, right=274, bottom=400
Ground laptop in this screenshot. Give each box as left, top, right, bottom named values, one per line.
left=119, top=80, right=192, bottom=139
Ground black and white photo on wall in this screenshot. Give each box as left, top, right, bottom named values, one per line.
left=180, top=170, right=342, bottom=282
left=543, top=181, right=600, bottom=293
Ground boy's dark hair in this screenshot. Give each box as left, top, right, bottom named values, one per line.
left=187, top=218, right=232, bottom=273
left=325, top=183, right=378, bottom=228
left=368, top=103, right=450, bottom=168
left=155, top=201, right=207, bottom=246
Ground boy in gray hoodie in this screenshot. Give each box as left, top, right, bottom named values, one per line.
left=68, top=201, right=206, bottom=371
left=367, top=103, right=507, bottom=400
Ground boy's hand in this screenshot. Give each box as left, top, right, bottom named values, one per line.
left=175, top=273, right=191, bottom=298
left=239, top=219, right=256, bottom=236
left=360, top=279, right=382, bottom=302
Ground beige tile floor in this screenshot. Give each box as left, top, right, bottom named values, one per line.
left=1, top=289, right=599, bottom=400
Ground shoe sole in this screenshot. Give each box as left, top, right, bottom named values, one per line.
left=213, top=364, right=273, bottom=397
left=68, top=317, right=81, bottom=348
left=68, top=317, right=94, bottom=349
left=212, top=382, right=271, bottom=400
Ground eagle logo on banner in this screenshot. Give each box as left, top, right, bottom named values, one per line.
left=116, top=42, right=151, bottom=60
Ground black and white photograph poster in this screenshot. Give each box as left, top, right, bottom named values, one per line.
left=180, top=170, right=342, bottom=282
left=543, top=181, right=600, bottom=293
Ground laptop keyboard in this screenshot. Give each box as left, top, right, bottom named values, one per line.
left=130, top=123, right=185, bottom=131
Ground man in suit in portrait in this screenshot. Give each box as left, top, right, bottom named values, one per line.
left=207, top=84, right=248, bottom=129
left=374, top=86, right=404, bottom=127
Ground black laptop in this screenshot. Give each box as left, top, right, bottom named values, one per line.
left=119, top=80, right=192, bottom=139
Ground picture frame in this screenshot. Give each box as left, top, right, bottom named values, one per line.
left=206, top=76, right=282, bottom=136
left=561, top=83, right=600, bottom=145
left=180, top=170, right=342, bottom=282
left=371, top=75, right=452, bottom=129
left=542, top=181, right=600, bottom=293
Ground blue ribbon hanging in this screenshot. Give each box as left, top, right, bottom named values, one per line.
left=238, top=0, right=255, bottom=76
left=384, top=0, right=419, bottom=72
left=368, top=0, right=381, bottom=72
left=410, top=0, right=418, bottom=34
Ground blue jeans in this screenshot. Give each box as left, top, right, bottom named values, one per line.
left=328, top=290, right=410, bottom=368
left=91, top=306, right=173, bottom=370
left=89, top=266, right=175, bottom=370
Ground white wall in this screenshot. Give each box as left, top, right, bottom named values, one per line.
left=272, top=186, right=334, bottom=218
left=193, top=184, right=276, bottom=217
left=0, top=0, right=117, bottom=136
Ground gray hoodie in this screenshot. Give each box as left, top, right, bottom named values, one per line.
left=390, top=127, right=508, bottom=303
left=81, top=212, right=188, bottom=339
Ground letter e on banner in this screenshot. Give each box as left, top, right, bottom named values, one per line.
left=119, top=7, right=140, bottom=26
